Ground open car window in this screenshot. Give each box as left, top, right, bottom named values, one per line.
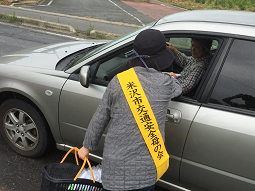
left=164, top=37, right=219, bottom=99
left=166, top=37, right=219, bottom=60
left=90, top=35, right=220, bottom=101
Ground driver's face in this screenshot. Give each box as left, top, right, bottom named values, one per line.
left=190, top=40, right=207, bottom=59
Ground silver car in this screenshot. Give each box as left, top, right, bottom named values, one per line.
left=0, top=10, right=255, bottom=191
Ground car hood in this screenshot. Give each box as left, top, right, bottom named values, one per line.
left=0, top=40, right=110, bottom=70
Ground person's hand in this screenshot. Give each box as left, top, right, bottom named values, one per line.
left=78, top=146, right=90, bottom=160
left=166, top=42, right=179, bottom=56
left=166, top=42, right=174, bottom=50
left=169, top=72, right=178, bottom=79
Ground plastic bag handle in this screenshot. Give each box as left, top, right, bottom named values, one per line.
left=60, top=147, right=95, bottom=183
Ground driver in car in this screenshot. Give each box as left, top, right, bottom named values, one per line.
left=166, top=38, right=213, bottom=94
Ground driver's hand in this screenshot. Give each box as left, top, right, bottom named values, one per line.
left=166, top=42, right=174, bottom=50
left=166, top=42, right=179, bottom=56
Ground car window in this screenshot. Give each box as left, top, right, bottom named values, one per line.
left=92, top=36, right=219, bottom=98
left=209, top=39, right=255, bottom=112
left=167, top=38, right=192, bottom=57
left=56, top=44, right=103, bottom=71
left=165, top=37, right=219, bottom=99
left=94, top=47, right=133, bottom=83
left=167, top=37, right=218, bottom=57
left=169, top=38, right=191, bottom=49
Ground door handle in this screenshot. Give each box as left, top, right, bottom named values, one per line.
left=166, top=108, right=181, bottom=123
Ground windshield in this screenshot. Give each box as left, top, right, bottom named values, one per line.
left=74, top=22, right=155, bottom=66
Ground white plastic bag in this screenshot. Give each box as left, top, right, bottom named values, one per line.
left=78, top=165, right=102, bottom=183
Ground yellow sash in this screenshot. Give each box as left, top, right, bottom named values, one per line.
left=117, top=68, right=169, bottom=181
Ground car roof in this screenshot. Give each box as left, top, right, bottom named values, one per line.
left=156, top=10, right=255, bottom=27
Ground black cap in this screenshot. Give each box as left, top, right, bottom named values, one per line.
left=129, top=29, right=175, bottom=71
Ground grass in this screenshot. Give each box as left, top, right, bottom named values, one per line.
left=133, top=0, right=255, bottom=12
left=85, top=23, right=94, bottom=36
left=124, top=0, right=148, bottom=1
left=0, top=0, right=9, bottom=5
left=2, top=12, right=17, bottom=23
left=75, top=27, right=80, bottom=36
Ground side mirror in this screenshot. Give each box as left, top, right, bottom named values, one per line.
left=79, top=65, right=90, bottom=88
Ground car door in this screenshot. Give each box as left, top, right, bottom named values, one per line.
left=58, top=43, right=134, bottom=161
left=163, top=99, right=201, bottom=186
left=161, top=36, right=220, bottom=187
left=58, top=71, right=106, bottom=160
left=180, top=38, right=255, bottom=191
left=58, top=34, right=220, bottom=189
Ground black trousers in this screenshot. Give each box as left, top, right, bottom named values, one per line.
left=102, top=184, right=155, bottom=191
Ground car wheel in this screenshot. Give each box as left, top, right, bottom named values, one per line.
left=0, top=99, right=52, bottom=158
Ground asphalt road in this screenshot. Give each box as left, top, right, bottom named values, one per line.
left=20, top=0, right=154, bottom=26
left=0, top=132, right=85, bottom=191
left=0, top=21, right=80, bottom=57
left=0, top=22, right=167, bottom=191
left=0, top=4, right=140, bottom=36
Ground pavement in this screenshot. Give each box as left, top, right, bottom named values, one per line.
left=0, top=0, right=186, bottom=38
left=121, top=0, right=186, bottom=20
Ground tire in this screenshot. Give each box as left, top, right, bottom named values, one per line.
left=0, top=99, right=52, bottom=158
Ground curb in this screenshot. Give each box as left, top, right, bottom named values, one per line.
left=0, top=13, right=76, bottom=34
left=0, top=4, right=140, bottom=39
left=90, top=30, right=121, bottom=40
left=0, top=12, right=121, bottom=39
left=1, top=4, right=141, bottom=28
left=9, top=0, right=42, bottom=6
left=17, top=16, right=76, bottom=34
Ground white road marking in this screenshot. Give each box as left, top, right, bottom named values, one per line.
left=108, top=0, right=145, bottom=26
left=0, top=21, right=84, bottom=41
left=38, top=0, right=53, bottom=6
left=47, top=0, right=53, bottom=6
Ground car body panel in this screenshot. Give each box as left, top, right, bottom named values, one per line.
left=0, top=64, right=70, bottom=143
left=157, top=10, right=255, bottom=27
left=163, top=101, right=200, bottom=185
left=154, top=22, right=255, bottom=38
left=0, top=41, right=107, bottom=69
left=181, top=107, right=255, bottom=190
left=59, top=79, right=105, bottom=150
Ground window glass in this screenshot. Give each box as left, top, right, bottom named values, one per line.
left=211, top=40, right=218, bottom=50
left=209, top=39, right=255, bottom=111
left=95, top=48, right=132, bottom=82
left=74, top=22, right=155, bottom=67
left=169, top=38, right=191, bottom=50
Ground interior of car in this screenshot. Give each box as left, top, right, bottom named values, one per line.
left=92, top=36, right=219, bottom=99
